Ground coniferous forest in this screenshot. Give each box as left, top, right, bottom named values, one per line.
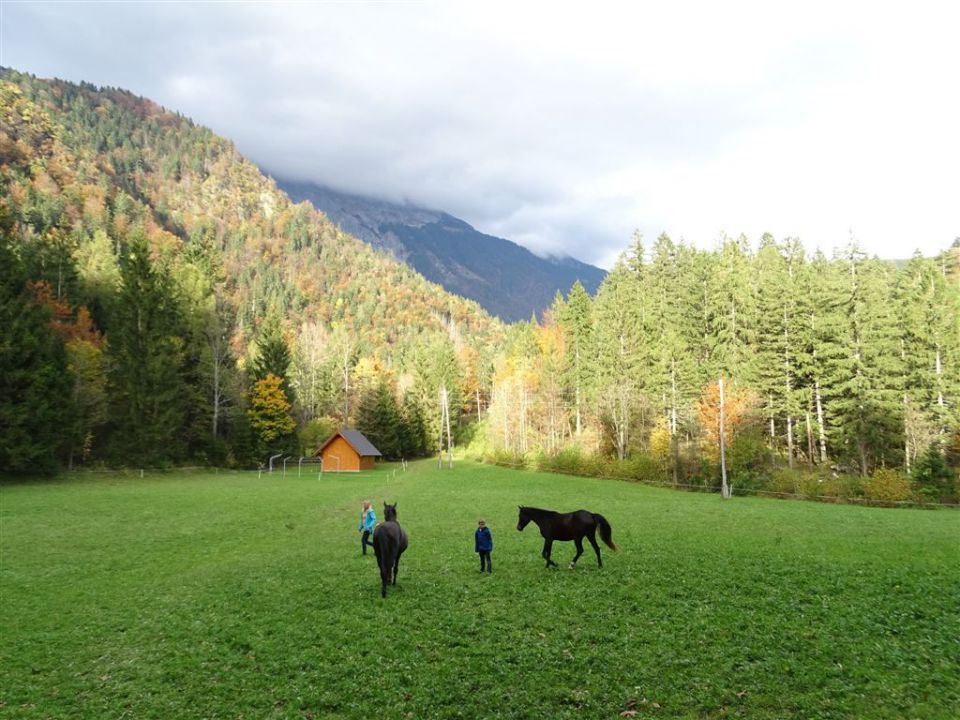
left=2, top=69, right=958, bottom=503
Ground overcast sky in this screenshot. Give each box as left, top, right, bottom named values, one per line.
left=3, top=1, right=958, bottom=268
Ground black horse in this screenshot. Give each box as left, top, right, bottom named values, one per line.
left=373, top=502, right=408, bottom=598
left=517, top=506, right=617, bottom=569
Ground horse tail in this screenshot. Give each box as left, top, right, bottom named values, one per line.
left=593, top=513, right=617, bottom=551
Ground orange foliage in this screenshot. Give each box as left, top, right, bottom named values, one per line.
left=697, top=378, right=756, bottom=459
left=29, top=280, right=102, bottom=346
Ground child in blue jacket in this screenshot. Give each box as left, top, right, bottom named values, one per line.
left=358, top=500, right=376, bottom=555
left=475, top=518, right=493, bottom=573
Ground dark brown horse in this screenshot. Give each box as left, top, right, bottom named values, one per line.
left=517, top=506, right=617, bottom=568
left=373, top=502, right=408, bottom=598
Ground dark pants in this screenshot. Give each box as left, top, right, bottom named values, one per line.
left=361, top=530, right=374, bottom=555
left=478, top=551, right=492, bottom=572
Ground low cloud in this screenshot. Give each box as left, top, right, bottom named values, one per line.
left=5, top=2, right=958, bottom=267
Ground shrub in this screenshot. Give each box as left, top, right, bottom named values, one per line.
left=767, top=469, right=800, bottom=496
left=621, top=453, right=667, bottom=484
left=539, top=446, right=587, bottom=475
left=729, top=469, right=768, bottom=493
left=483, top=448, right=526, bottom=468
left=726, top=428, right=772, bottom=473
left=818, top=474, right=864, bottom=502
left=912, top=447, right=957, bottom=503
left=863, top=468, right=913, bottom=505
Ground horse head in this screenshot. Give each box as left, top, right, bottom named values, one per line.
left=517, top=505, right=531, bottom=532
left=383, top=502, right=398, bottom=522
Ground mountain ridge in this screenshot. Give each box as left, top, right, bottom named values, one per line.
left=276, top=179, right=606, bottom=322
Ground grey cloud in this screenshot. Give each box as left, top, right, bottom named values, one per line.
left=5, top=3, right=954, bottom=266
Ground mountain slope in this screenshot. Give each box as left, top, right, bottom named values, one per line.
left=0, top=69, right=502, bottom=355
left=278, top=180, right=606, bottom=322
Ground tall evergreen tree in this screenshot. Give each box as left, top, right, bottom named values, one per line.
left=560, top=280, right=594, bottom=437
left=821, top=245, right=903, bottom=474
left=753, top=235, right=806, bottom=465
left=0, top=228, right=72, bottom=473
left=106, top=235, right=188, bottom=465
left=592, top=255, right=645, bottom=459
left=251, top=313, right=293, bottom=394
left=704, top=235, right=758, bottom=385
left=356, top=380, right=402, bottom=459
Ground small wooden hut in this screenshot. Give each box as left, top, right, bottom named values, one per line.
left=316, top=429, right=382, bottom=472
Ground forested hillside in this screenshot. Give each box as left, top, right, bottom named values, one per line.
left=481, top=234, right=960, bottom=501
left=278, top=179, right=607, bottom=322
left=0, top=69, right=502, bottom=470
left=2, top=68, right=958, bottom=502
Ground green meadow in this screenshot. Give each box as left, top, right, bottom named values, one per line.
left=1, top=461, right=958, bottom=719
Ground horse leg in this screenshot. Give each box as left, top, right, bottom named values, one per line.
left=392, top=553, right=400, bottom=585
left=587, top=531, right=603, bottom=568
left=543, top=539, right=558, bottom=568
left=380, top=560, right=389, bottom=598
left=570, top=537, right=584, bottom=569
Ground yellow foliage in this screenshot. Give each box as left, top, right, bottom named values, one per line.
left=248, top=373, right=295, bottom=444
left=863, top=468, right=913, bottom=504
left=697, top=378, right=756, bottom=460
left=649, top=418, right=672, bottom=463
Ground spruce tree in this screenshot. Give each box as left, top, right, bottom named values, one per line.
left=821, top=245, right=903, bottom=474
left=356, top=381, right=402, bottom=459
left=0, top=229, right=72, bottom=473
left=703, top=235, right=758, bottom=386
left=592, top=256, right=645, bottom=459
left=251, top=313, right=293, bottom=396
left=107, top=235, right=188, bottom=465
left=560, top=280, right=594, bottom=437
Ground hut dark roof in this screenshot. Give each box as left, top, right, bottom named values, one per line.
left=319, top=429, right=382, bottom=457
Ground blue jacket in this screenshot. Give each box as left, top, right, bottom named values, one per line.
left=475, top=526, right=493, bottom=552
left=359, top=508, right=376, bottom=532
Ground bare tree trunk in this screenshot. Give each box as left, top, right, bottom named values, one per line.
left=805, top=412, right=814, bottom=468
left=671, top=362, right=678, bottom=485
left=904, top=393, right=912, bottom=473
left=786, top=415, right=794, bottom=469
left=444, top=386, right=453, bottom=468
left=936, top=344, right=945, bottom=445
left=815, top=380, right=827, bottom=463
left=719, top=377, right=730, bottom=499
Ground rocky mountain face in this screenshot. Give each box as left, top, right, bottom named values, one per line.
left=277, top=180, right=606, bottom=322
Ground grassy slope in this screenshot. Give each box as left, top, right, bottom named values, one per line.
left=1, top=462, right=958, bottom=719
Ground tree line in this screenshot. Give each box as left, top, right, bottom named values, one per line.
left=1, top=70, right=957, bottom=504
left=481, top=233, right=960, bottom=502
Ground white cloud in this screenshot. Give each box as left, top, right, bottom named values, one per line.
left=4, top=1, right=957, bottom=268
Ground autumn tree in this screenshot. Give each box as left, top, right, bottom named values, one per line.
left=247, top=373, right=297, bottom=460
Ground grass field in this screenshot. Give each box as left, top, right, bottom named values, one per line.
left=1, top=461, right=958, bottom=719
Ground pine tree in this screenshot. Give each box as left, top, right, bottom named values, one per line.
left=821, top=245, right=903, bottom=474
left=106, top=235, right=188, bottom=465
left=592, top=256, right=645, bottom=459
left=0, top=228, right=72, bottom=473
left=560, top=280, right=594, bottom=437
left=356, top=381, right=402, bottom=459
left=251, top=313, right=293, bottom=397
left=753, top=235, right=806, bottom=466
left=703, top=235, right=758, bottom=386
left=399, top=391, right=428, bottom=458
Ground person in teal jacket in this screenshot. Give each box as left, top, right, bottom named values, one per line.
left=358, top=500, right=376, bottom=555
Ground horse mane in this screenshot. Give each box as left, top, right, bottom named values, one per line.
left=520, top=506, right=559, bottom=518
